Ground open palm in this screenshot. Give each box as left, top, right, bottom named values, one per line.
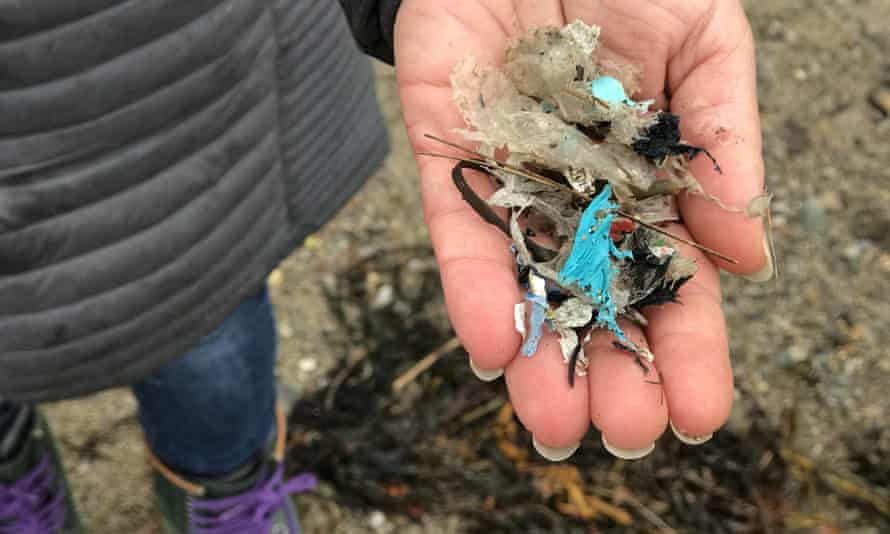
left=394, top=0, right=769, bottom=459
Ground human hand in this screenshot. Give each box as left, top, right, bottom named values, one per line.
left=394, top=0, right=770, bottom=459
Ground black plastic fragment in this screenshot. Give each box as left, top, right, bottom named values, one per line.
left=635, top=275, right=691, bottom=308
left=574, top=65, right=585, bottom=82
left=567, top=343, right=582, bottom=387
left=451, top=160, right=558, bottom=262
left=617, top=227, right=693, bottom=309
left=632, top=113, right=682, bottom=162
left=632, top=113, right=722, bottom=173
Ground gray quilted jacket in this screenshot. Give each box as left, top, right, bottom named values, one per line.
left=0, top=0, right=401, bottom=401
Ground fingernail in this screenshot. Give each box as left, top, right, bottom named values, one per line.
left=669, top=419, right=713, bottom=445
left=601, top=435, right=654, bottom=460
left=742, top=235, right=774, bottom=283
left=532, top=435, right=580, bottom=462
left=468, top=357, right=503, bottom=382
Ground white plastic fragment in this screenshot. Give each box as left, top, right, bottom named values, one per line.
left=514, top=302, right=527, bottom=338
left=549, top=298, right=595, bottom=375
left=549, top=297, right=595, bottom=330
left=649, top=246, right=676, bottom=260
left=746, top=193, right=773, bottom=218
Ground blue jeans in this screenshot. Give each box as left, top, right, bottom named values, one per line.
left=2, top=287, right=278, bottom=476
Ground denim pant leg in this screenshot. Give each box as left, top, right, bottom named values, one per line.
left=132, top=287, right=278, bottom=476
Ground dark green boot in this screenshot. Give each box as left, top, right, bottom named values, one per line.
left=148, top=405, right=316, bottom=534
left=0, top=412, right=85, bottom=533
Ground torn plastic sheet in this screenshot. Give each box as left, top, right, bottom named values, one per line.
left=627, top=194, right=680, bottom=225
left=452, top=56, right=657, bottom=201
left=489, top=183, right=579, bottom=239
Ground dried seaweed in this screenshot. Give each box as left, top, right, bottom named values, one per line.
left=285, top=251, right=882, bottom=533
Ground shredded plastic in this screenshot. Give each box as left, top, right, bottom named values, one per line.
left=557, top=185, right=633, bottom=341
left=436, top=21, right=771, bottom=381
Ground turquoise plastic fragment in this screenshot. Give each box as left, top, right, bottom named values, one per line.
left=590, top=76, right=653, bottom=112
left=591, top=76, right=629, bottom=104
left=557, top=185, right=633, bottom=340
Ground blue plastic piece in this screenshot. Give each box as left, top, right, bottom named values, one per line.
left=557, top=185, right=633, bottom=340
left=520, top=292, right=548, bottom=356
left=590, top=76, right=652, bottom=112
left=591, top=76, right=629, bottom=104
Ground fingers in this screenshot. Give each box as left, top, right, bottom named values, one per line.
left=395, top=0, right=508, bottom=92
left=642, top=225, right=733, bottom=440
left=586, top=225, right=731, bottom=455
left=505, top=332, right=590, bottom=451
left=586, top=322, right=668, bottom=454
left=399, top=34, right=524, bottom=372
left=482, top=226, right=733, bottom=459
left=422, top=156, right=523, bottom=372
left=396, top=5, right=525, bottom=374
left=511, top=0, right=566, bottom=31
left=393, top=0, right=745, bottom=459
left=666, top=1, right=769, bottom=277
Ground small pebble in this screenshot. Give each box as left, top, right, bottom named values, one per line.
left=843, top=240, right=876, bottom=261
left=879, top=253, right=890, bottom=272
left=298, top=358, right=318, bottom=372
left=801, top=198, right=826, bottom=235
left=368, top=510, right=387, bottom=529
left=870, top=88, right=890, bottom=117
left=392, top=300, right=412, bottom=317
left=819, top=191, right=843, bottom=211
left=365, top=271, right=382, bottom=290
left=321, top=273, right=337, bottom=293
left=371, top=284, right=395, bottom=310
left=278, top=321, right=294, bottom=339
left=788, top=345, right=808, bottom=363
left=267, top=268, right=285, bottom=288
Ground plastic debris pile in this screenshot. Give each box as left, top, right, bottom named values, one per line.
left=441, top=21, right=741, bottom=379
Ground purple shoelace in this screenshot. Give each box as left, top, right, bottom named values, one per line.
left=189, top=464, right=317, bottom=534
left=0, top=456, right=66, bottom=534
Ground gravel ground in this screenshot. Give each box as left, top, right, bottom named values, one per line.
left=41, top=1, right=889, bottom=531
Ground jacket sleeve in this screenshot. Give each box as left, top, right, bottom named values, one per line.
left=337, top=0, right=402, bottom=64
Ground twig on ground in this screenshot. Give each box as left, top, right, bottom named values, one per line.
left=391, top=336, right=462, bottom=392
left=324, top=346, right=368, bottom=411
